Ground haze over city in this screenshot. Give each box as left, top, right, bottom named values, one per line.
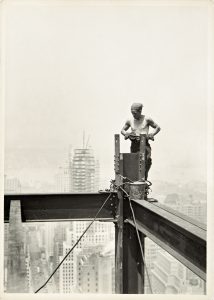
left=4, top=2, right=209, bottom=190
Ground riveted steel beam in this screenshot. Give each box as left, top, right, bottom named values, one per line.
left=126, top=199, right=206, bottom=281
left=4, top=192, right=118, bottom=222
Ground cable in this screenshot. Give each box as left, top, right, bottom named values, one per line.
left=35, top=192, right=113, bottom=293
left=119, top=186, right=153, bottom=294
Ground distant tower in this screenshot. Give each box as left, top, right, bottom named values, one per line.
left=52, top=223, right=68, bottom=292
left=76, top=243, right=115, bottom=293
left=54, top=141, right=112, bottom=293
left=54, top=145, right=74, bottom=193
left=7, top=201, right=28, bottom=292
left=55, top=163, right=72, bottom=193
left=71, top=147, right=99, bottom=193
left=5, top=178, right=27, bottom=292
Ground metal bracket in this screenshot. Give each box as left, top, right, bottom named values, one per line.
left=109, top=192, right=119, bottom=219
left=114, top=154, right=120, bottom=174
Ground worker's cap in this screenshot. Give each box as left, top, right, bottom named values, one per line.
left=131, top=103, right=143, bottom=111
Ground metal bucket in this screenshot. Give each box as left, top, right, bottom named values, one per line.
left=129, top=181, right=146, bottom=200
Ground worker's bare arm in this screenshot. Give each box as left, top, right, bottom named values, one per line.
left=121, top=120, right=131, bottom=139
left=147, top=118, right=161, bottom=140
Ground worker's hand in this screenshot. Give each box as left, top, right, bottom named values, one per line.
left=129, top=133, right=140, bottom=141
left=124, top=133, right=130, bottom=140
left=147, top=133, right=154, bottom=141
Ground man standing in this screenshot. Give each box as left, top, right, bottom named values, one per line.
left=121, top=103, right=161, bottom=180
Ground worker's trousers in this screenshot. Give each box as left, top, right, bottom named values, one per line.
left=130, top=140, right=152, bottom=180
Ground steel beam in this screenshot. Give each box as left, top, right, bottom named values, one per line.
left=127, top=199, right=206, bottom=281
left=4, top=192, right=117, bottom=222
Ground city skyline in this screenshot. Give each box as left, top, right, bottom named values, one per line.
left=4, top=141, right=207, bottom=212
left=4, top=137, right=207, bottom=194
left=4, top=170, right=206, bottom=294
left=4, top=145, right=206, bottom=294
left=4, top=143, right=115, bottom=294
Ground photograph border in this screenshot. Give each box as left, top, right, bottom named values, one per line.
left=0, top=0, right=213, bottom=299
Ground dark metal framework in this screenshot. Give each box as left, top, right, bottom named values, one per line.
left=4, top=134, right=207, bottom=294
left=4, top=192, right=117, bottom=222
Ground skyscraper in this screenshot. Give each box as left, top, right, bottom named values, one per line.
left=54, top=145, right=99, bottom=193
left=6, top=201, right=28, bottom=292
left=55, top=163, right=72, bottom=193
left=52, top=144, right=114, bottom=293
left=76, top=244, right=114, bottom=293
left=5, top=178, right=27, bottom=292
left=57, top=221, right=114, bottom=293
left=71, top=148, right=99, bottom=192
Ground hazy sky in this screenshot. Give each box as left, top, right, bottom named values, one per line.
left=4, top=1, right=210, bottom=188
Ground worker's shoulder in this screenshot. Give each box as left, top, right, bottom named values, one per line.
left=144, top=115, right=153, bottom=122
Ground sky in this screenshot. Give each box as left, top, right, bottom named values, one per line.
left=3, top=1, right=210, bottom=189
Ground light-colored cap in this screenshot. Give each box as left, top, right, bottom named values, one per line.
left=131, top=103, right=143, bottom=111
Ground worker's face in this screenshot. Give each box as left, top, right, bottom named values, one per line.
left=131, top=108, right=141, bottom=120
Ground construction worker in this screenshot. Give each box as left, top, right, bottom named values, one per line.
left=121, top=102, right=161, bottom=180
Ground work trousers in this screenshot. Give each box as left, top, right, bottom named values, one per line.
left=130, top=140, right=152, bottom=180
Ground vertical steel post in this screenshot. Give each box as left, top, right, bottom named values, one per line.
left=139, top=134, right=146, bottom=181
left=137, top=135, right=146, bottom=292
left=123, top=224, right=145, bottom=293
left=114, top=134, right=146, bottom=294
left=114, top=134, right=125, bottom=293
left=115, top=187, right=124, bottom=293
left=114, top=134, right=120, bottom=176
